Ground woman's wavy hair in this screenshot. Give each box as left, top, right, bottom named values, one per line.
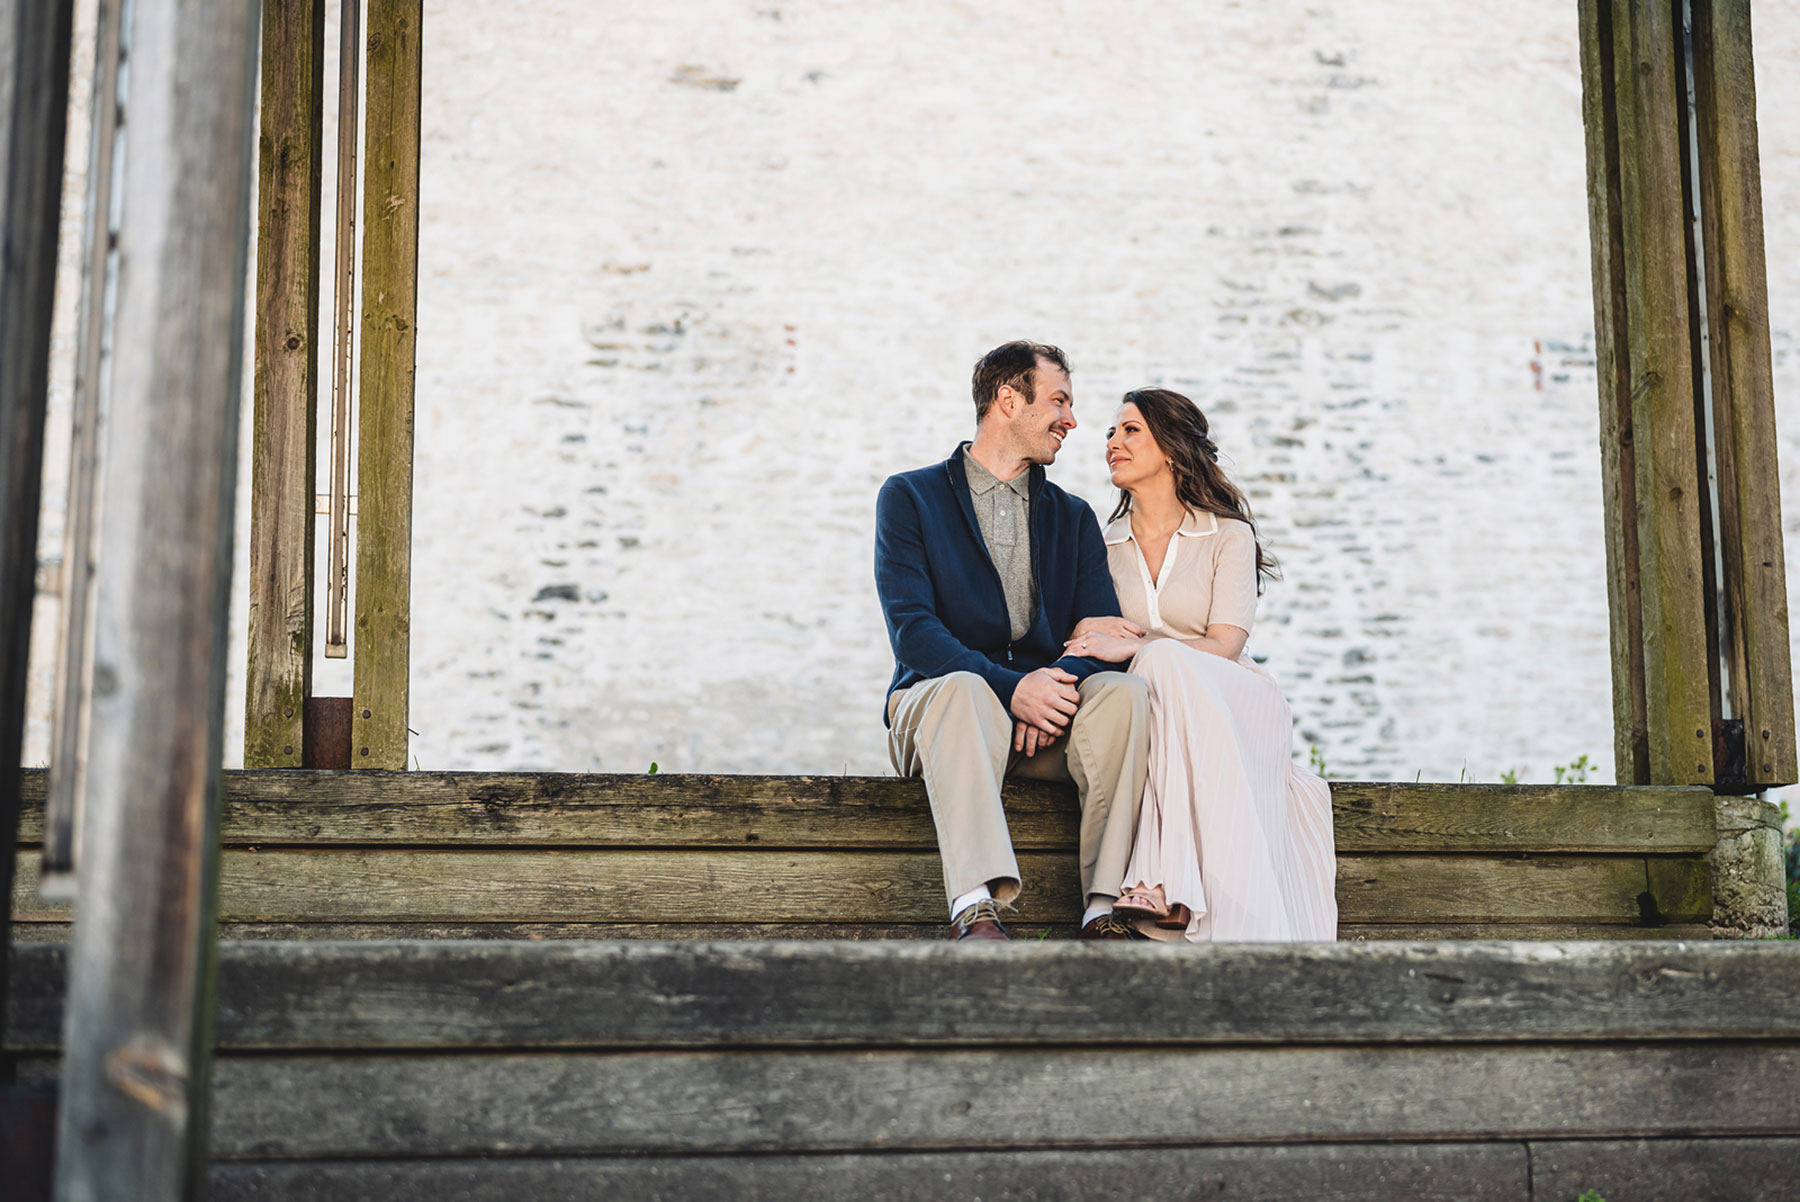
left=1108, top=388, right=1279, bottom=593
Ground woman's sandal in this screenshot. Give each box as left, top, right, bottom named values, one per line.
left=1113, top=884, right=1171, bottom=922
left=1156, top=903, right=1194, bottom=931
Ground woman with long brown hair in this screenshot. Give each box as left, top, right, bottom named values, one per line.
left=1064, top=388, right=1337, bottom=941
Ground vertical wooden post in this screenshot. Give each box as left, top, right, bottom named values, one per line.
left=0, top=0, right=74, bottom=1069
left=52, top=0, right=261, bottom=1197
left=1689, top=0, right=1796, bottom=789
left=353, top=0, right=422, bottom=770
left=1579, top=0, right=1652, bottom=787
left=43, top=0, right=125, bottom=883
left=245, top=0, right=325, bottom=769
left=1575, top=0, right=1794, bottom=788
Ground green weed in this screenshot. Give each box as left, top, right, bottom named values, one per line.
left=1554, top=754, right=1593, bottom=784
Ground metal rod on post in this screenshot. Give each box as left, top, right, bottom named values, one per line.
left=0, top=0, right=75, bottom=1087
left=327, top=0, right=361, bottom=659
left=52, top=0, right=263, bottom=1197
left=43, top=0, right=126, bottom=886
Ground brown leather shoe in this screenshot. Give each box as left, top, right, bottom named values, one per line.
left=1079, top=913, right=1150, bottom=941
left=951, top=899, right=1011, bottom=941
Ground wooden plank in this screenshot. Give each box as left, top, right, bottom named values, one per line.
left=9, top=770, right=1723, bottom=854
left=1530, top=1135, right=1800, bottom=1202
left=2, top=920, right=1715, bottom=944
left=0, top=0, right=74, bottom=1061
left=195, top=1043, right=1800, bottom=1156
left=11, top=849, right=1679, bottom=926
left=1645, top=854, right=1713, bottom=922
left=1335, top=854, right=1666, bottom=924
left=208, top=1144, right=1534, bottom=1202
left=1692, top=0, right=1796, bottom=788
left=1580, top=0, right=1652, bottom=785
left=352, top=0, right=423, bottom=770
left=1326, top=780, right=1715, bottom=853
left=16, top=939, right=1798, bottom=1053
left=1610, top=0, right=1714, bottom=785
left=43, top=0, right=125, bottom=879
left=49, top=1, right=262, bottom=1196
left=1341, top=922, right=1710, bottom=941
left=10, top=928, right=1713, bottom=942
left=245, top=0, right=325, bottom=769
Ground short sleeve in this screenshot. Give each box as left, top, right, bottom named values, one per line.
left=1207, top=521, right=1259, bottom=634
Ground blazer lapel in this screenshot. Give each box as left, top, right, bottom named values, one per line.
left=945, top=445, right=990, bottom=557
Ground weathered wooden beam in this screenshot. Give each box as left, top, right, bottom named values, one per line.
left=43, top=0, right=124, bottom=884
left=204, top=1144, right=1534, bottom=1202
left=1689, top=0, right=1795, bottom=789
left=7, top=771, right=1726, bottom=855
left=194, top=1139, right=1800, bottom=1202
left=1580, top=0, right=1652, bottom=784
left=14, top=940, right=1798, bottom=1052
left=3, top=919, right=1721, bottom=944
left=352, top=0, right=422, bottom=770
left=1609, top=0, right=1713, bottom=785
left=9, top=847, right=1709, bottom=927
left=245, top=0, right=326, bottom=769
left=50, top=0, right=262, bottom=1196
left=1530, top=1135, right=1800, bottom=1202
left=0, top=0, right=75, bottom=1084
left=182, top=1044, right=1800, bottom=1155
left=1580, top=0, right=1793, bottom=788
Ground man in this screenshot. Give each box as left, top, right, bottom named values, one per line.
left=875, top=341, right=1150, bottom=941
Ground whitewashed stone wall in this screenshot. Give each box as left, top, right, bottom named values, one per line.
left=31, top=0, right=1800, bottom=792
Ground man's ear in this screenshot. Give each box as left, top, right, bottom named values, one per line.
left=993, top=384, right=1019, bottom=419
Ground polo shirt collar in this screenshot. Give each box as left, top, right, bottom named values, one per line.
left=960, top=446, right=1031, bottom=499
left=1103, top=508, right=1220, bottom=545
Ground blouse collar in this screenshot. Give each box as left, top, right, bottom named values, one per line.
left=1103, top=508, right=1220, bottom=546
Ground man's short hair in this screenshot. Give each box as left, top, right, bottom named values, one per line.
left=971, top=341, right=1071, bottom=422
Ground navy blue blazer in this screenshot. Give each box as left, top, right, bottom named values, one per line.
left=874, top=443, right=1122, bottom=723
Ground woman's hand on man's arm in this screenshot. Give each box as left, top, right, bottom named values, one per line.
left=1063, top=632, right=1143, bottom=663
left=1069, top=615, right=1146, bottom=641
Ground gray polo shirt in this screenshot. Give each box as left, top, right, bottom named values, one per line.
left=963, top=449, right=1036, bottom=642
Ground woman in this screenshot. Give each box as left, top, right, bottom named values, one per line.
left=1066, top=389, right=1337, bottom=941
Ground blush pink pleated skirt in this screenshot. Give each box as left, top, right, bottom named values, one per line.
left=1120, top=637, right=1339, bottom=942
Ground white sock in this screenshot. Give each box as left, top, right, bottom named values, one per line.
left=950, top=884, right=992, bottom=920
left=1082, top=896, right=1115, bottom=927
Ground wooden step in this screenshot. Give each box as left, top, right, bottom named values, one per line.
left=10, top=770, right=1724, bottom=939
left=8, top=939, right=1798, bottom=1199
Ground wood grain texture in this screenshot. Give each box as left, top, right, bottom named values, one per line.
left=1579, top=0, right=1651, bottom=785
left=1609, top=0, right=1713, bottom=785
left=207, top=1144, right=1533, bottom=1202
left=49, top=0, right=262, bottom=1195
left=0, top=0, right=74, bottom=1053
left=1529, top=1135, right=1800, bottom=1202
left=42, top=0, right=122, bottom=879
left=3, top=920, right=1716, bottom=944
left=8, top=770, right=1723, bottom=854
left=352, top=0, right=423, bottom=770
left=245, top=0, right=324, bottom=769
left=197, top=1043, right=1800, bottom=1156
left=1340, top=922, right=1712, bottom=942
left=9, top=849, right=1697, bottom=927
left=1693, top=0, right=1796, bottom=789
left=17, top=940, right=1791, bottom=1053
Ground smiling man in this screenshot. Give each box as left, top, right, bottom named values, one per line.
left=874, top=341, right=1151, bottom=941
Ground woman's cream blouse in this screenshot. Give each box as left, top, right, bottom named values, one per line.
left=1103, top=509, right=1259, bottom=640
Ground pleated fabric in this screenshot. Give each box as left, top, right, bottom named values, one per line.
left=1119, top=637, right=1338, bottom=942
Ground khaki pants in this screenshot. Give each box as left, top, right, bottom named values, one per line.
left=887, top=670, right=1150, bottom=915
